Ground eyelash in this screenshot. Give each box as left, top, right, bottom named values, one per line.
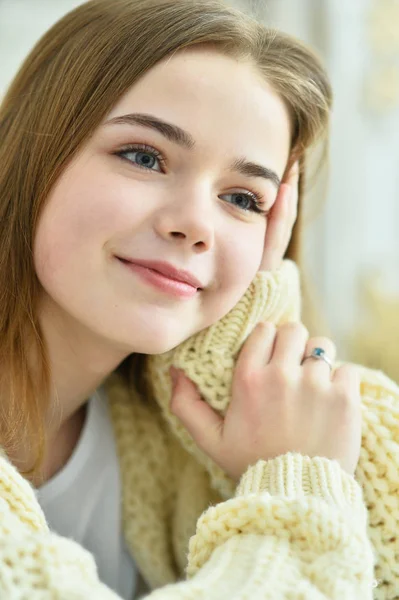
left=116, top=143, right=166, bottom=171
left=234, top=189, right=267, bottom=215
left=114, top=143, right=268, bottom=215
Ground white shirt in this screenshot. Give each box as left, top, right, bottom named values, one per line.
left=36, top=389, right=137, bottom=600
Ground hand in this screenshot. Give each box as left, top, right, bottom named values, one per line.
left=170, top=322, right=362, bottom=480
left=260, top=161, right=299, bottom=272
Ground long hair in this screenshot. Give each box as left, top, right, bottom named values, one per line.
left=0, top=0, right=332, bottom=473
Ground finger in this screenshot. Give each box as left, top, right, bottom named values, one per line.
left=260, top=160, right=300, bottom=272
left=286, top=160, right=300, bottom=188
left=302, top=336, right=336, bottom=376
left=170, top=367, right=222, bottom=455
left=333, top=363, right=360, bottom=396
left=236, top=321, right=276, bottom=373
left=259, top=183, right=291, bottom=272
left=262, top=161, right=300, bottom=272
left=281, top=161, right=299, bottom=251
left=271, top=322, right=309, bottom=365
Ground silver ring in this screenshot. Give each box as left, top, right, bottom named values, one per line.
left=302, top=347, right=333, bottom=370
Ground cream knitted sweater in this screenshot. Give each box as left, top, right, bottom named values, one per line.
left=0, top=261, right=398, bottom=599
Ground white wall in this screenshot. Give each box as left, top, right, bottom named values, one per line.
left=0, top=0, right=85, bottom=95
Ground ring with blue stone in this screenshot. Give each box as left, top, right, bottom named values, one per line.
left=302, top=346, right=333, bottom=370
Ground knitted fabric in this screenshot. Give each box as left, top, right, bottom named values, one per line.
left=0, top=260, right=396, bottom=599
left=145, top=259, right=399, bottom=599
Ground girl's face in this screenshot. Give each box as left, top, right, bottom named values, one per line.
left=34, top=48, right=291, bottom=355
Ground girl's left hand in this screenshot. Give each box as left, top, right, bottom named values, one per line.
left=260, top=161, right=299, bottom=271
left=170, top=322, right=361, bottom=480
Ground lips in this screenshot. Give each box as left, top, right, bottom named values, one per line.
left=116, top=257, right=204, bottom=290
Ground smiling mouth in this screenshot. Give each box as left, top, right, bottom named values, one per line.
left=116, top=257, right=203, bottom=299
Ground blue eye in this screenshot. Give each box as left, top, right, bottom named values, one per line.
left=116, top=144, right=164, bottom=172
left=220, top=191, right=266, bottom=214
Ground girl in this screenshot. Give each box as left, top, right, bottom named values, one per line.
left=0, top=1, right=397, bottom=598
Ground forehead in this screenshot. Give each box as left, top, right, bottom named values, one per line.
left=107, top=47, right=291, bottom=154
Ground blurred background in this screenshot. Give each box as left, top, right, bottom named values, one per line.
left=1, top=0, right=398, bottom=380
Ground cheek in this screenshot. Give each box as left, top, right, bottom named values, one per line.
left=34, top=169, right=147, bottom=275
left=224, top=227, right=264, bottom=288
left=34, top=193, right=107, bottom=281
left=202, top=223, right=265, bottom=326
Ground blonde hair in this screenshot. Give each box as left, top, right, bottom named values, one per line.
left=0, top=0, right=332, bottom=473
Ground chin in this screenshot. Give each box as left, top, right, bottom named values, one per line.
left=133, top=336, right=187, bottom=356
left=116, top=323, right=193, bottom=356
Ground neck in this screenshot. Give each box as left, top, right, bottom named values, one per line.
left=5, top=294, right=132, bottom=483
left=40, top=294, right=130, bottom=434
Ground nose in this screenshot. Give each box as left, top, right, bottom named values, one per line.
left=154, top=187, right=215, bottom=253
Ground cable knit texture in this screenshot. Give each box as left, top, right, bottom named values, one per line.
left=0, top=260, right=397, bottom=599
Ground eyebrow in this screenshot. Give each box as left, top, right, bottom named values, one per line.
left=105, top=112, right=281, bottom=188
left=229, top=158, right=281, bottom=189
left=105, top=113, right=195, bottom=148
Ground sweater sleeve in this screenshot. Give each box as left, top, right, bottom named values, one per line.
left=0, top=452, right=376, bottom=599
